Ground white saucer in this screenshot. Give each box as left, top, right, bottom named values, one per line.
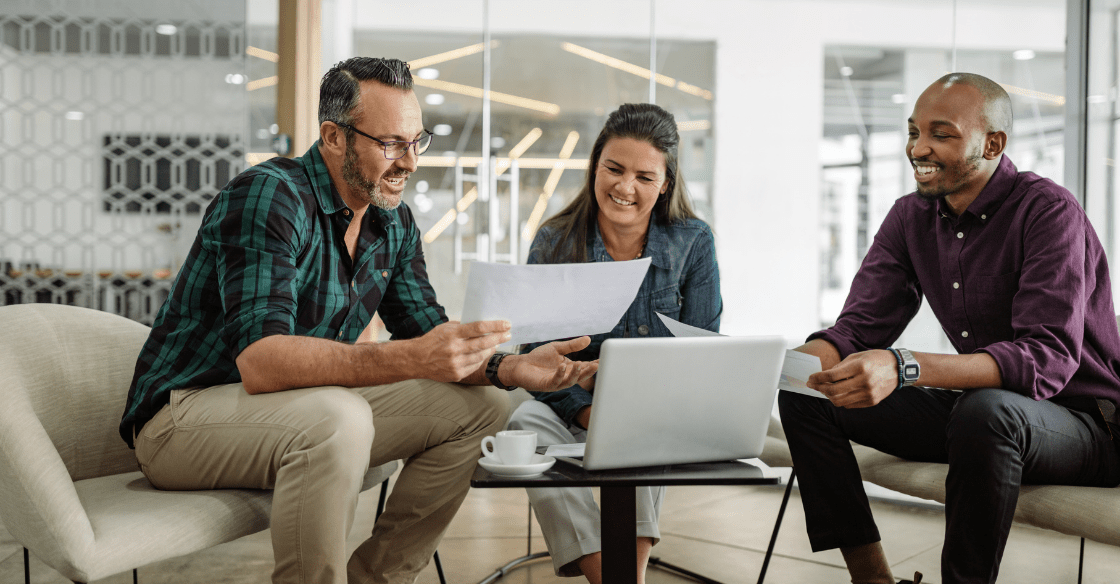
left=478, top=453, right=556, bottom=477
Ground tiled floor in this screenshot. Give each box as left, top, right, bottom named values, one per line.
left=4, top=469, right=1120, bottom=584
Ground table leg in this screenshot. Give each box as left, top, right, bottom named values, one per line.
left=601, top=485, right=638, bottom=584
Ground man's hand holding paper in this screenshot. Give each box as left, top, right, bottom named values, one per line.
left=461, top=259, right=652, bottom=347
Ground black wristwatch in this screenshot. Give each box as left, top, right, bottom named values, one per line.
left=896, top=348, right=920, bottom=387
left=486, top=353, right=518, bottom=391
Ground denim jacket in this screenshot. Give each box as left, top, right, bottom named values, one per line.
left=522, top=213, right=722, bottom=426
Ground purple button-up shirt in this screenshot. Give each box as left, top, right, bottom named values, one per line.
left=811, top=155, right=1120, bottom=403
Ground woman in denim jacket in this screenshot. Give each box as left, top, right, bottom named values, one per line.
left=507, top=103, right=722, bottom=583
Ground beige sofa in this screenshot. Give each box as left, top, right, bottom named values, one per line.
left=759, top=394, right=1120, bottom=578
left=0, top=303, right=397, bottom=583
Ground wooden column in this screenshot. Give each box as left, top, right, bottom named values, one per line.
left=277, top=0, right=321, bottom=157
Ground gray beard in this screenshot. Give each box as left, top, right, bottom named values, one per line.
left=342, top=146, right=399, bottom=210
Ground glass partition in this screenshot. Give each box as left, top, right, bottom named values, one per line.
left=0, top=0, right=248, bottom=323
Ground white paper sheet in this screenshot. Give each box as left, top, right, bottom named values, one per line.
left=654, top=314, right=829, bottom=400
left=544, top=443, right=586, bottom=458
left=655, top=312, right=724, bottom=337
left=461, top=258, right=651, bottom=347
left=779, top=350, right=828, bottom=399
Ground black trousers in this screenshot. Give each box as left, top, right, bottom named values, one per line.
left=778, top=387, right=1120, bottom=584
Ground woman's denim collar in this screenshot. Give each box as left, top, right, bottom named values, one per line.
left=589, top=212, right=672, bottom=269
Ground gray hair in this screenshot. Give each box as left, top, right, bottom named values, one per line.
left=318, top=57, right=413, bottom=127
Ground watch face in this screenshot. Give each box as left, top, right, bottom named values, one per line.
left=904, top=364, right=920, bottom=379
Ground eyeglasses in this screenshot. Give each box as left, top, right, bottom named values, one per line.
left=335, top=122, right=434, bottom=160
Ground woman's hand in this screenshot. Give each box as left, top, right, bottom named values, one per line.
left=499, top=336, right=598, bottom=392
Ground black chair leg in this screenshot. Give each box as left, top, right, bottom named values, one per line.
left=377, top=478, right=445, bottom=582
left=134, top=567, right=138, bottom=584
left=757, top=469, right=796, bottom=584
left=376, top=478, right=389, bottom=520
left=1078, top=537, right=1085, bottom=584
left=434, top=550, right=447, bottom=584
left=24, top=547, right=29, bottom=584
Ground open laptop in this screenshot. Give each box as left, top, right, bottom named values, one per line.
left=563, top=335, right=785, bottom=471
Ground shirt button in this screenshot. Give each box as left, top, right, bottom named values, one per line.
left=342, top=209, right=351, bottom=217
left=350, top=281, right=355, bottom=288
left=638, top=325, right=650, bottom=336
left=957, top=232, right=964, bottom=239
left=981, top=214, right=987, bottom=220
left=677, top=296, right=683, bottom=306
left=953, top=282, right=960, bottom=289
left=961, top=331, right=969, bottom=338
left=381, top=270, right=389, bottom=278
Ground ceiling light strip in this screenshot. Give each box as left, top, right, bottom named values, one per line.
left=408, top=41, right=501, bottom=69
left=423, top=209, right=458, bottom=244
left=999, top=83, right=1065, bottom=106
left=496, top=128, right=543, bottom=175
left=417, top=156, right=589, bottom=170
left=523, top=131, right=580, bottom=241
left=677, top=120, right=711, bottom=132
left=246, top=76, right=279, bottom=91
left=246, top=46, right=279, bottom=62
left=561, top=42, right=713, bottom=101
left=413, top=78, right=560, bottom=115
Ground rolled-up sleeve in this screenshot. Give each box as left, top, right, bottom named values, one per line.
left=809, top=203, right=922, bottom=358
left=978, top=199, right=1086, bottom=400
left=203, top=172, right=302, bottom=359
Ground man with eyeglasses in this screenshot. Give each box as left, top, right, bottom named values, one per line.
left=120, top=57, right=597, bottom=584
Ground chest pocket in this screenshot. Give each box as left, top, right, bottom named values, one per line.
left=963, top=270, right=1019, bottom=339
left=650, top=286, right=684, bottom=320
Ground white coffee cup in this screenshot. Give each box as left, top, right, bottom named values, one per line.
left=481, top=430, right=537, bottom=466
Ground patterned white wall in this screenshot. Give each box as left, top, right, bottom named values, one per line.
left=0, top=0, right=248, bottom=323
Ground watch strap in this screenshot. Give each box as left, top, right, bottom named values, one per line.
left=886, top=347, right=905, bottom=390
left=486, top=353, right=518, bottom=391
left=895, top=347, right=920, bottom=387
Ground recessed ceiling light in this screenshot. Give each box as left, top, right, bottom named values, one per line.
left=156, top=24, right=177, bottom=36
left=1013, top=49, right=1036, bottom=61
left=425, top=93, right=445, bottom=105
left=417, top=68, right=440, bottom=80
left=433, top=124, right=453, bottom=136
left=64, top=111, right=84, bottom=121
left=840, top=66, right=853, bottom=77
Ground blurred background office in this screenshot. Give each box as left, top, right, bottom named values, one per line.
left=0, top=0, right=1092, bottom=354
left=3, top=0, right=1120, bottom=582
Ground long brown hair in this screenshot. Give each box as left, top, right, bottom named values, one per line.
left=538, top=103, right=698, bottom=264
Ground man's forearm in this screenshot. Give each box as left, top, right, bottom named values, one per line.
left=236, top=335, right=422, bottom=394
left=910, top=351, right=1002, bottom=390
left=794, top=338, right=842, bottom=371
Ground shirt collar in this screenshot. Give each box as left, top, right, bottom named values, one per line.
left=590, top=212, right=671, bottom=269
left=301, top=142, right=348, bottom=215
left=935, top=154, right=1017, bottom=221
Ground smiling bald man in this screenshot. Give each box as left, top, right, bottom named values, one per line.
left=778, top=73, right=1120, bottom=584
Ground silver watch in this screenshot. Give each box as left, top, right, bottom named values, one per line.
left=897, top=348, right=920, bottom=387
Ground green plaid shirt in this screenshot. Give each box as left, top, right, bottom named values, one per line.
left=120, top=144, right=447, bottom=446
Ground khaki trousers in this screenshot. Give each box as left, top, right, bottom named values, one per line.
left=135, top=379, right=509, bottom=584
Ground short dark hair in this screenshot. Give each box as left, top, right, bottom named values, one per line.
left=935, top=72, right=1014, bottom=134
left=318, top=57, right=413, bottom=127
